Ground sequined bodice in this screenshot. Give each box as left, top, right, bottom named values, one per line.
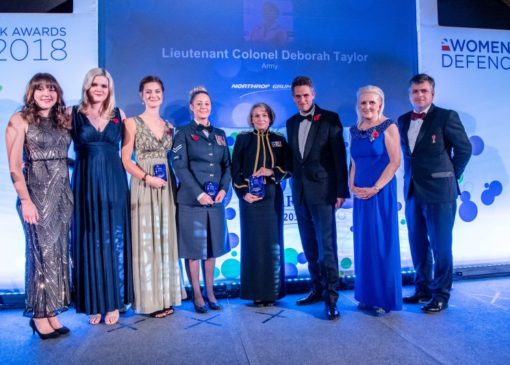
left=134, top=116, right=173, bottom=161
left=24, top=118, right=71, bottom=163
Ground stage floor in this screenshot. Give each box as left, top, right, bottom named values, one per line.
left=1, top=277, right=509, bottom=365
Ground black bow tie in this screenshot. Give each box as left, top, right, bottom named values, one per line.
left=301, top=114, right=313, bottom=122
left=411, top=112, right=426, bottom=121
left=198, top=124, right=213, bottom=132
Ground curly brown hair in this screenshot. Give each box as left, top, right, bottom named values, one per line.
left=21, top=73, right=68, bottom=129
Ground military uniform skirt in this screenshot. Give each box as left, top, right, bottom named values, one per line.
left=177, top=203, right=230, bottom=259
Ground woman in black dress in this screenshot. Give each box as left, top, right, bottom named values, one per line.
left=6, top=73, right=73, bottom=339
left=231, top=103, right=291, bottom=306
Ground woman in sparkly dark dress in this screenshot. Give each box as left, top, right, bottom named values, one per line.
left=5, top=73, right=73, bottom=339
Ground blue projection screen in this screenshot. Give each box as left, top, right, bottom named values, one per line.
left=103, top=0, right=418, bottom=281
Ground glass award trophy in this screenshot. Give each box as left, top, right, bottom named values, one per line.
left=204, top=181, right=219, bottom=200
left=153, top=164, right=167, bottom=181
left=248, top=175, right=265, bottom=198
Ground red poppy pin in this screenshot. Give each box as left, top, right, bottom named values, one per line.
left=370, top=129, right=380, bottom=142
left=112, top=118, right=120, bottom=124
left=191, top=134, right=199, bottom=141
left=432, top=134, right=436, bottom=144
left=313, top=114, right=321, bottom=122
left=167, top=128, right=173, bottom=138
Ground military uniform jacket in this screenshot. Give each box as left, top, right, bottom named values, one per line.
left=171, top=121, right=232, bottom=206
left=231, top=129, right=291, bottom=199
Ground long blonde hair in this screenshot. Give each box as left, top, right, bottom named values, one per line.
left=355, top=85, right=385, bottom=126
left=78, top=68, right=116, bottom=119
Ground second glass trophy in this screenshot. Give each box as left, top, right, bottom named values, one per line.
left=153, top=164, right=167, bottom=181
left=248, top=175, right=265, bottom=198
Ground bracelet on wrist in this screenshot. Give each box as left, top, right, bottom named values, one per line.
left=373, top=185, right=380, bottom=192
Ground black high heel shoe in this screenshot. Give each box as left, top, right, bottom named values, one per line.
left=203, top=292, right=222, bottom=311
left=52, top=325, right=71, bottom=335
left=29, top=319, right=60, bottom=340
left=207, top=301, right=222, bottom=311
left=193, top=300, right=208, bottom=314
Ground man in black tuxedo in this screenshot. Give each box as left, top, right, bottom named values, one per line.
left=286, top=76, right=349, bottom=320
left=398, top=74, right=471, bottom=313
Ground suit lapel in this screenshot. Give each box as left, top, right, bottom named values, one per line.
left=290, top=115, right=302, bottom=161
left=302, top=114, right=319, bottom=162
left=402, top=114, right=412, bottom=155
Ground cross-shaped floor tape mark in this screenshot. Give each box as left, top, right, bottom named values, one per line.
left=255, top=309, right=286, bottom=323
left=185, top=314, right=222, bottom=329
left=107, top=318, right=147, bottom=333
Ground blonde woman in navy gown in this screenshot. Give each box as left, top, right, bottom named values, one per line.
left=349, top=85, right=402, bottom=315
left=6, top=73, right=73, bottom=339
left=231, top=103, right=290, bottom=306
left=171, top=87, right=231, bottom=313
left=122, top=76, right=185, bottom=318
left=69, top=68, right=133, bottom=325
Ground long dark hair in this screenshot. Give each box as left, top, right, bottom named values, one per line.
left=21, top=73, right=68, bottom=129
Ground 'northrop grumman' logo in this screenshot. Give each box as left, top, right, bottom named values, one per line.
left=441, top=38, right=510, bottom=70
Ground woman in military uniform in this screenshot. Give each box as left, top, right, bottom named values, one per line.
left=171, top=87, right=231, bottom=313
left=231, top=103, right=291, bottom=306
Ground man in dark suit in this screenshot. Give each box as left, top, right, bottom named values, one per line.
left=398, top=73, right=472, bottom=313
left=286, top=76, right=349, bottom=320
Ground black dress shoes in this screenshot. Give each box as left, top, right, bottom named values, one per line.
left=421, top=298, right=448, bottom=313
left=326, top=304, right=340, bottom=320
left=296, top=290, right=323, bottom=306
left=403, top=291, right=432, bottom=304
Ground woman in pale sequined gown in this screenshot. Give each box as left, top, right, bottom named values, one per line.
left=122, top=76, right=185, bottom=318
left=5, top=73, right=73, bottom=339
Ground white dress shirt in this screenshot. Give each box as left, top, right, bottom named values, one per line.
left=408, top=106, right=431, bottom=153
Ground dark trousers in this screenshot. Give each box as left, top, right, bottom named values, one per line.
left=405, top=195, right=457, bottom=302
left=294, top=199, right=339, bottom=305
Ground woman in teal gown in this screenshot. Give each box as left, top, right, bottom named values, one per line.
left=70, top=68, right=133, bottom=325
